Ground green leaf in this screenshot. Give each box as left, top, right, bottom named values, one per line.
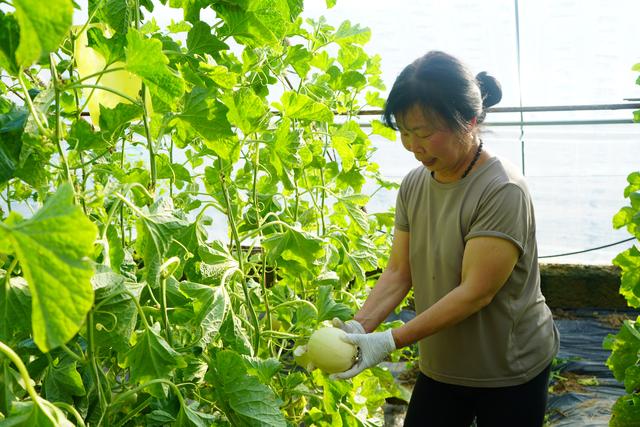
left=0, top=276, right=32, bottom=342
left=43, top=359, right=86, bottom=404
left=242, top=356, right=282, bottom=384
left=199, top=64, right=238, bottom=89
left=13, top=0, right=73, bottom=67
left=187, top=21, right=228, bottom=55
left=605, top=317, right=640, bottom=383
left=123, top=327, right=186, bottom=391
left=205, top=350, right=286, bottom=426
left=125, top=29, right=185, bottom=105
left=174, top=87, right=234, bottom=141
left=371, top=119, right=396, bottom=141
left=175, top=403, right=218, bottom=427
left=261, top=227, right=325, bottom=275
left=180, top=281, right=228, bottom=346
left=276, top=91, right=333, bottom=123
left=0, top=12, right=20, bottom=75
left=0, top=184, right=97, bottom=352
left=68, top=119, right=110, bottom=152
left=316, top=285, right=351, bottom=322
left=332, top=21, right=371, bottom=47
left=135, top=202, right=189, bottom=289
left=613, top=247, right=640, bottom=308
left=91, top=271, right=140, bottom=353
left=286, top=44, right=312, bottom=79
left=610, top=394, right=640, bottom=427
left=213, top=0, right=291, bottom=48
left=331, top=126, right=356, bottom=171
left=0, top=104, right=27, bottom=184
left=219, top=307, right=253, bottom=355
left=98, top=103, right=143, bottom=141
left=89, top=0, right=129, bottom=34
left=224, top=87, right=269, bottom=134
left=0, top=398, right=75, bottom=426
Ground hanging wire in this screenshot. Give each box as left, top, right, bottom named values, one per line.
left=514, top=0, right=526, bottom=175
left=539, top=237, right=636, bottom=259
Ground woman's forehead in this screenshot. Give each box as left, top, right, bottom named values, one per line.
left=396, top=105, right=442, bottom=130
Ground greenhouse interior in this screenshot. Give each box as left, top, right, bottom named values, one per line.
left=1, top=0, right=639, bottom=426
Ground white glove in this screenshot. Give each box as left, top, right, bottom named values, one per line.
left=332, top=317, right=366, bottom=334
left=329, top=329, right=396, bottom=380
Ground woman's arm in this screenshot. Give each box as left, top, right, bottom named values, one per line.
left=353, top=229, right=412, bottom=333
left=391, top=235, right=519, bottom=348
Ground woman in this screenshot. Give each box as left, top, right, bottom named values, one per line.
left=331, top=51, right=560, bottom=426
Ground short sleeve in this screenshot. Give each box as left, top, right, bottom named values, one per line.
left=465, top=183, right=531, bottom=255
left=394, top=179, right=410, bottom=232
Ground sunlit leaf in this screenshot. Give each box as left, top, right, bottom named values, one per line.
left=0, top=184, right=97, bottom=352
left=187, top=21, right=228, bottom=55
left=125, top=29, right=185, bottom=105
left=276, top=91, right=333, bottom=123
left=13, top=0, right=73, bottom=67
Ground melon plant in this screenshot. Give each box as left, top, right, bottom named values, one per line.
left=0, top=0, right=407, bottom=425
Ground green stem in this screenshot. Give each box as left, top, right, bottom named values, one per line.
left=218, top=160, right=260, bottom=354
left=159, top=257, right=180, bottom=347
left=140, top=84, right=156, bottom=193
left=50, top=54, right=74, bottom=189
left=1, top=259, right=17, bottom=342
left=17, top=71, right=49, bottom=136
left=112, top=396, right=152, bottom=427
left=86, top=311, right=108, bottom=413
left=53, top=402, right=87, bottom=427
left=0, top=341, right=57, bottom=424
left=68, top=84, right=140, bottom=105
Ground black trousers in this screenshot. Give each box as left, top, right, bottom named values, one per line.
left=403, top=364, right=552, bottom=427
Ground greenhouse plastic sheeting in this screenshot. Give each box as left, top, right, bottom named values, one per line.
left=547, top=309, right=634, bottom=427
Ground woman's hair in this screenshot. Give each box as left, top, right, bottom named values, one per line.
left=382, top=51, right=502, bottom=133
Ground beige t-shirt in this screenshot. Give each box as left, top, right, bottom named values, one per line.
left=395, top=156, right=559, bottom=387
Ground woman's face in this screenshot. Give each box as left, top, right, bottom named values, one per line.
left=396, top=104, right=472, bottom=181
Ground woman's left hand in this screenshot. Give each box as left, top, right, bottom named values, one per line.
left=330, top=330, right=396, bottom=380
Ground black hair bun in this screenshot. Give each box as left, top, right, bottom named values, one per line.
left=476, top=71, right=502, bottom=109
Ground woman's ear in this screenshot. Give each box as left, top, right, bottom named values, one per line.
left=468, top=117, right=478, bottom=128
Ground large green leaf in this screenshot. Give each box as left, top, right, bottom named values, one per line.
left=613, top=246, right=640, bottom=308
left=276, top=91, right=333, bottom=123
left=187, top=21, right=228, bottom=55
left=173, top=87, right=234, bottom=141
left=179, top=281, right=228, bottom=346
left=42, top=359, right=86, bottom=404
left=0, top=11, right=20, bottom=75
left=175, top=403, right=218, bottom=427
left=13, top=0, right=73, bottom=67
left=261, top=227, right=325, bottom=275
left=0, top=104, right=28, bottom=184
left=213, top=0, right=291, bottom=47
left=205, top=350, right=286, bottom=426
left=610, top=394, right=640, bottom=427
left=0, top=276, right=32, bottom=344
left=125, top=29, right=185, bottom=105
left=135, top=202, right=189, bottom=289
left=316, top=285, right=351, bottom=322
left=0, top=184, right=97, bottom=352
left=0, top=398, right=74, bottom=426
left=223, top=87, right=269, bottom=135
left=123, top=327, right=186, bottom=393
left=91, top=270, right=140, bottom=352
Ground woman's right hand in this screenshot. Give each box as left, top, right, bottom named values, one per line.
left=332, top=318, right=366, bottom=334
